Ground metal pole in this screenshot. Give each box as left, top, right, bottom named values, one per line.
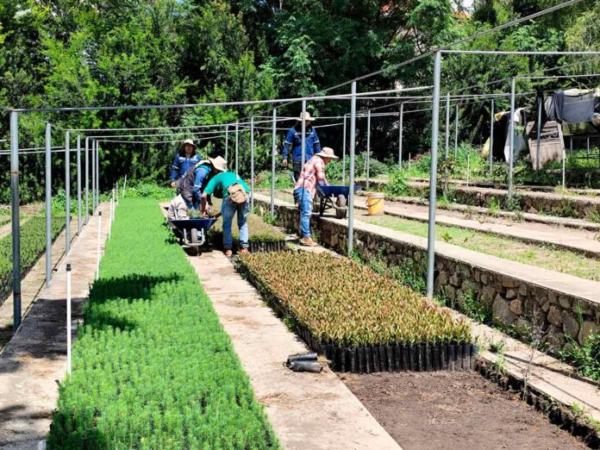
left=96, top=142, right=100, bottom=206
left=224, top=124, right=229, bottom=164
left=65, top=131, right=71, bottom=254
left=398, top=103, right=404, bottom=170
left=85, top=137, right=89, bottom=224
left=250, top=117, right=255, bottom=210
left=426, top=51, right=442, bottom=299
left=10, top=111, right=21, bottom=329
left=366, top=110, right=371, bottom=190
left=562, top=146, right=566, bottom=189
left=235, top=121, right=239, bottom=175
left=66, top=263, right=72, bottom=374
left=347, top=82, right=357, bottom=257
left=489, top=100, right=494, bottom=177
left=508, top=78, right=516, bottom=199
left=271, top=109, right=277, bottom=216
left=96, top=211, right=102, bottom=280
left=536, top=96, right=542, bottom=171
left=342, top=114, right=347, bottom=184
left=301, top=100, right=307, bottom=167
left=76, top=135, right=82, bottom=234
left=45, top=123, right=52, bottom=288
left=445, top=93, right=450, bottom=159
left=91, top=140, right=96, bottom=212
left=454, top=104, right=459, bottom=155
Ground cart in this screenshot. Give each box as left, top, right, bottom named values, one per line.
left=316, top=185, right=360, bottom=219
left=169, top=217, right=217, bottom=256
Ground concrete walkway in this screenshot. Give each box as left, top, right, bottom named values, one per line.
left=354, top=198, right=600, bottom=257
left=188, top=251, right=400, bottom=450
left=0, top=204, right=110, bottom=450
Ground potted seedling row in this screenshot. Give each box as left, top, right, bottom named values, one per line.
left=237, top=251, right=475, bottom=373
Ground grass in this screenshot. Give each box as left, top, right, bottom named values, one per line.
left=47, top=198, right=278, bottom=449
left=360, top=213, right=600, bottom=281
left=239, top=251, right=471, bottom=346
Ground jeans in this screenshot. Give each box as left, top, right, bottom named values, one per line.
left=221, top=197, right=249, bottom=250
left=294, top=187, right=312, bottom=238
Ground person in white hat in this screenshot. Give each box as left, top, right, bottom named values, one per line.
left=293, top=147, right=338, bottom=247
left=281, top=112, right=321, bottom=181
left=170, top=138, right=201, bottom=187
left=177, top=156, right=227, bottom=211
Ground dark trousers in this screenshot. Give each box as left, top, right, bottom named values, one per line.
left=292, top=161, right=303, bottom=182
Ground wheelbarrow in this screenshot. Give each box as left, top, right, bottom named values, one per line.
left=316, top=185, right=361, bottom=219
left=169, top=217, right=217, bottom=256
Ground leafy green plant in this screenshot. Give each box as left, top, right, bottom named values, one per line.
left=384, top=169, right=409, bottom=197
left=559, top=333, right=600, bottom=382
left=239, top=252, right=471, bottom=347
left=47, top=199, right=278, bottom=449
left=124, top=182, right=173, bottom=200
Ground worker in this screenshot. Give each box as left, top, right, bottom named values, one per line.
left=178, top=156, right=227, bottom=211
left=167, top=194, right=189, bottom=220
left=201, top=170, right=251, bottom=257
left=294, top=147, right=338, bottom=247
left=282, top=112, right=321, bottom=181
left=170, top=139, right=201, bottom=186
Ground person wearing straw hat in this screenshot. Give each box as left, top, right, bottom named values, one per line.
left=170, top=138, right=201, bottom=187
left=281, top=111, right=321, bottom=182
left=178, top=156, right=227, bottom=211
left=293, top=147, right=338, bottom=247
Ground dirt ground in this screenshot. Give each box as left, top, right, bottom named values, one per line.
left=342, top=371, right=588, bottom=450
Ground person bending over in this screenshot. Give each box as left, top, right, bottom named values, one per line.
left=201, top=171, right=251, bottom=257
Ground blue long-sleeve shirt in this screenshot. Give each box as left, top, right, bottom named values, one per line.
left=193, top=164, right=211, bottom=195
left=170, top=153, right=201, bottom=181
left=281, top=127, right=321, bottom=162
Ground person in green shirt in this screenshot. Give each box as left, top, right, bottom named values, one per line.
left=201, top=171, right=251, bottom=257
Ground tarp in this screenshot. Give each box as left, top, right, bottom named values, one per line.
left=526, top=120, right=563, bottom=170
left=484, top=109, right=528, bottom=163
left=545, top=89, right=599, bottom=124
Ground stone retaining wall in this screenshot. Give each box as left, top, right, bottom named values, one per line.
left=360, top=180, right=600, bottom=221
left=255, top=197, right=600, bottom=351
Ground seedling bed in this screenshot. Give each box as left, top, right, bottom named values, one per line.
left=237, top=252, right=474, bottom=373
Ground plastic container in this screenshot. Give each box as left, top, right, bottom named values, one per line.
left=366, top=192, right=385, bottom=215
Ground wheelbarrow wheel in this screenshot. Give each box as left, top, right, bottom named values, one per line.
left=190, top=227, right=200, bottom=256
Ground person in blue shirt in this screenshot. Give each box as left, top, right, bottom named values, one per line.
left=281, top=112, right=321, bottom=181
left=170, top=139, right=201, bottom=186
left=177, top=156, right=227, bottom=210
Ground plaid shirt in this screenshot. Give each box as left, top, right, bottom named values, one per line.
left=294, top=155, right=328, bottom=198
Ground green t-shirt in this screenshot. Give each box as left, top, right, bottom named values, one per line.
left=203, top=171, right=251, bottom=199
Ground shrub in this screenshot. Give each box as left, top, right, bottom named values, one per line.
left=384, top=169, right=409, bottom=197
left=238, top=251, right=471, bottom=347
left=559, top=333, right=600, bottom=382
left=47, top=199, right=278, bottom=449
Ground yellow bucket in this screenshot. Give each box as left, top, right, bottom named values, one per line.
left=366, top=193, right=385, bottom=216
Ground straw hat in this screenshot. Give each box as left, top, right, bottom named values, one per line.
left=209, top=156, right=227, bottom=172
left=181, top=138, right=196, bottom=149
left=297, top=111, right=315, bottom=122
left=315, top=147, right=338, bottom=160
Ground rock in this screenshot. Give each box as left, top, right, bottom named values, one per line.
left=481, top=273, right=489, bottom=285
left=548, top=291, right=558, bottom=305
left=547, top=306, right=563, bottom=327
left=513, top=318, right=531, bottom=336
left=492, top=295, right=516, bottom=325
left=506, top=289, right=517, bottom=300
left=518, top=284, right=527, bottom=296
left=501, top=276, right=517, bottom=288
left=449, top=273, right=461, bottom=288
left=461, top=279, right=478, bottom=294
left=437, top=271, right=449, bottom=287
left=558, top=295, right=571, bottom=309
left=562, top=312, right=579, bottom=340
left=472, top=270, right=481, bottom=283
left=541, top=298, right=551, bottom=312
left=509, top=299, right=523, bottom=315
left=545, top=325, right=565, bottom=349
left=480, top=286, right=496, bottom=306
left=444, top=285, right=456, bottom=301
left=578, top=321, right=600, bottom=345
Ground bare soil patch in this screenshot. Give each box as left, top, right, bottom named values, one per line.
left=342, top=370, right=588, bottom=450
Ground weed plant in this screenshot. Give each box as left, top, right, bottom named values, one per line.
left=559, top=334, right=600, bottom=382
left=47, top=199, right=278, bottom=449
left=239, top=251, right=471, bottom=346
